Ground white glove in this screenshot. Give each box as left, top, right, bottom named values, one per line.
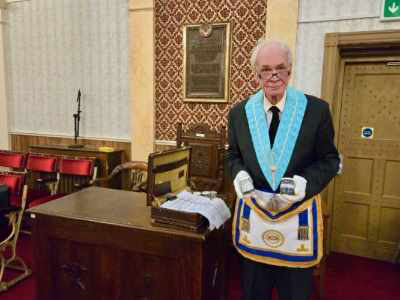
left=233, top=170, right=254, bottom=198
left=275, top=175, right=307, bottom=207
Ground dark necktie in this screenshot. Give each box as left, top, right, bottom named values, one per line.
left=269, top=106, right=280, bottom=147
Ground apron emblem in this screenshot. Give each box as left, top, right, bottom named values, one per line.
left=240, top=218, right=250, bottom=233
left=298, top=225, right=309, bottom=240
left=262, top=230, right=285, bottom=248
left=297, top=244, right=309, bottom=252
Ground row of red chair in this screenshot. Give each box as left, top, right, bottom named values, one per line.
left=0, top=150, right=96, bottom=176
left=0, top=150, right=98, bottom=208
left=0, top=150, right=98, bottom=291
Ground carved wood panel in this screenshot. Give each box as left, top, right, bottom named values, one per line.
left=10, top=134, right=131, bottom=161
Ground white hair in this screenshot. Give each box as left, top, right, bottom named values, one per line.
left=250, top=38, right=293, bottom=71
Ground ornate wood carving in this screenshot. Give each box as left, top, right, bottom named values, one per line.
left=176, top=122, right=227, bottom=196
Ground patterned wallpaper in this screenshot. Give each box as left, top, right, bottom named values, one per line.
left=294, top=0, right=400, bottom=98
left=154, top=0, right=266, bottom=141
left=5, top=0, right=130, bottom=140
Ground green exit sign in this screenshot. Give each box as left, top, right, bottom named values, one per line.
left=381, top=0, right=400, bottom=21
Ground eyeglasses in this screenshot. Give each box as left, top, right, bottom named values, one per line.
left=258, top=68, right=289, bottom=80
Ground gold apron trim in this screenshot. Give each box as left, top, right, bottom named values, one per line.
left=244, top=194, right=321, bottom=223
left=232, top=195, right=324, bottom=268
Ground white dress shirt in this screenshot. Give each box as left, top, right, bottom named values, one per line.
left=263, top=90, right=286, bottom=126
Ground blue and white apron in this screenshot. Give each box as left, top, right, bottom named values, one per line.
left=232, top=192, right=323, bottom=268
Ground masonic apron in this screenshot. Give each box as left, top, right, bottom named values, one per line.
left=232, top=87, right=323, bottom=268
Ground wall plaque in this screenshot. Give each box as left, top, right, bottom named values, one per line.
left=183, top=23, right=231, bottom=103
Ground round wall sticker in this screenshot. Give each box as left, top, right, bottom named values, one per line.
left=361, top=127, right=374, bottom=139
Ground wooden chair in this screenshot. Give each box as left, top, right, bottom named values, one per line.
left=55, top=156, right=98, bottom=193
left=25, top=153, right=59, bottom=204
left=95, top=161, right=148, bottom=192
left=29, top=156, right=97, bottom=208
left=0, top=171, right=31, bottom=291
left=176, top=122, right=226, bottom=196
left=0, top=150, right=27, bottom=172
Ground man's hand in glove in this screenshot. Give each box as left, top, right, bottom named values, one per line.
left=233, top=170, right=254, bottom=198
left=275, top=175, right=307, bottom=207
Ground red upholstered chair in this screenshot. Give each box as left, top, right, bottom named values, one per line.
left=25, top=153, right=59, bottom=204
left=29, top=156, right=97, bottom=208
left=0, top=150, right=27, bottom=171
left=0, top=171, right=31, bottom=291
left=56, top=156, right=97, bottom=192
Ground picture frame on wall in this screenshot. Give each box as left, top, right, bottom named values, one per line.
left=183, top=22, right=231, bottom=103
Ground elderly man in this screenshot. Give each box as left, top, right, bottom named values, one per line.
left=226, top=39, right=340, bottom=300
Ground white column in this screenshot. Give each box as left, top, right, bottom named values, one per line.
left=0, top=0, right=9, bottom=149
left=129, top=0, right=155, bottom=161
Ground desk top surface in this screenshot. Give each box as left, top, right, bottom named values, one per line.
left=28, top=186, right=208, bottom=240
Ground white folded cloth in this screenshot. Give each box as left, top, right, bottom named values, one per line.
left=161, top=190, right=231, bottom=230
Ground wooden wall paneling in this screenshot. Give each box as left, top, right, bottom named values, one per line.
left=10, top=134, right=131, bottom=161
left=10, top=134, right=131, bottom=189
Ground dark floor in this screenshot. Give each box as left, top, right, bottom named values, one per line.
left=2, top=234, right=400, bottom=300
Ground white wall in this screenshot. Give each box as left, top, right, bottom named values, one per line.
left=5, top=0, right=130, bottom=140
left=0, top=3, right=9, bottom=148
left=294, top=0, right=400, bottom=97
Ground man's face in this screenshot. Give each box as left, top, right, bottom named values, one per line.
left=255, top=44, right=291, bottom=104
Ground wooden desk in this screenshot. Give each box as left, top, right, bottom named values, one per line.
left=29, top=144, right=123, bottom=188
left=29, top=187, right=227, bottom=300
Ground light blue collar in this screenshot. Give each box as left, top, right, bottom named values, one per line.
left=245, top=86, right=307, bottom=190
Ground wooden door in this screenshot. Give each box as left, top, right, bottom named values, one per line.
left=332, top=61, right=400, bottom=261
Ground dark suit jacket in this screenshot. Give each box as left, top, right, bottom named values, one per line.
left=226, top=93, right=339, bottom=200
